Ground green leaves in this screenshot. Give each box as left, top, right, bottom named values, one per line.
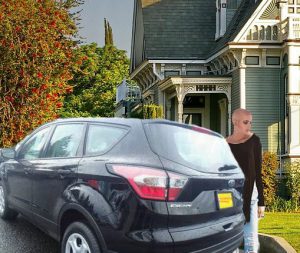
left=60, top=43, right=130, bottom=118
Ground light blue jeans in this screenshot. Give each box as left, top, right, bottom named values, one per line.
left=243, top=199, right=259, bottom=253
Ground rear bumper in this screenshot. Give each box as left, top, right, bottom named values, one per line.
left=103, top=214, right=244, bottom=253
left=171, top=214, right=244, bottom=253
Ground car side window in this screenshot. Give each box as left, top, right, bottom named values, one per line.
left=19, top=127, right=51, bottom=160
left=45, top=124, right=84, bottom=158
left=85, top=124, right=127, bottom=156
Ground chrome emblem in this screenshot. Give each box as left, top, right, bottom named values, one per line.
left=228, top=179, right=235, bottom=187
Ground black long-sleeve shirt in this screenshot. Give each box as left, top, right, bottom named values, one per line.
left=229, top=134, right=264, bottom=222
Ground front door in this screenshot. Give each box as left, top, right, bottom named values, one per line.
left=183, top=94, right=210, bottom=128
left=5, top=126, right=51, bottom=216
left=31, top=123, right=85, bottom=238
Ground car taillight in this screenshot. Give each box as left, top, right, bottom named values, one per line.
left=167, top=172, right=188, bottom=201
left=110, top=165, right=187, bottom=201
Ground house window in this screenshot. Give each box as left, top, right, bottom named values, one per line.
left=186, top=71, right=201, bottom=76
left=164, top=70, right=180, bottom=77
left=284, top=75, right=289, bottom=154
left=288, top=7, right=295, bottom=13
left=245, top=56, right=259, bottom=65
left=266, top=56, right=280, bottom=65
left=288, top=0, right=300, bottom=13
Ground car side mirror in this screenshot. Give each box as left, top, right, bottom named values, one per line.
left=0, top=148, right=16, bottom=160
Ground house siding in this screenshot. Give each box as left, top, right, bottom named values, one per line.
left=231, top=68, right=240, bottom=112
left=245, top=68, right=281, bottom=153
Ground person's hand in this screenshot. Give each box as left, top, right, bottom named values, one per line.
left=258, top=206, right=265, bottom=218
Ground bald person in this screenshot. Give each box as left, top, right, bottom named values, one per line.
left=226, top=108, right=265, bottom=253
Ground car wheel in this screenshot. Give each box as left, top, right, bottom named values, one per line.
left=61, top=221, right=101, bottom=253
left=0, top=181, right=18, bottom=220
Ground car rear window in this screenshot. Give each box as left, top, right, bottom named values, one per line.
left=144, top=123, right=239, bottom=173
left=85, top=124, right=128, bottom=156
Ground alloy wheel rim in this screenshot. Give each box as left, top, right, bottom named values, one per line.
left=0, top=186, right=5, bottom=214
left=65, top=233, right=91, bottom=253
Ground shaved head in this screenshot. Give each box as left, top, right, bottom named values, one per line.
left=232, top=108, right=252, bottom=123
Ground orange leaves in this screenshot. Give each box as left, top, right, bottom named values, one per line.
left=49, top=20, right=56, bottom=28
left=37, top=72, right=43, bottom=79
left=5, top=96, right=14, bottom=103
left=0, top=0, right=82, bottom=147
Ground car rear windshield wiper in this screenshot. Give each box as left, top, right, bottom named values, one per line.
left=218, top=165, right=238, bottom=171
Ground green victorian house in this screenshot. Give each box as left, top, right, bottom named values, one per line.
left=129, top=0, right=300, bottom=161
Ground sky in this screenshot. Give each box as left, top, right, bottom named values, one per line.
left=74, top=0, right=134, bottom=56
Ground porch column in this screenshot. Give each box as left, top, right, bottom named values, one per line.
left=177, top=100, right=183, bottom=123
left=176, top=84, right=184, bottom=123
left=240, top=49, right=246, bottom=109
left=218, top=98, right=227, bottom=137
left=166, top=99, right=172, bottom=120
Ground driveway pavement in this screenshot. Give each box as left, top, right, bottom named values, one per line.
left=0, top=215, right=58, bottom=253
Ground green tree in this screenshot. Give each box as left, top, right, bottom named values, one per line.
left=104, top=18, right=113, bottom=46
left=60, top=43, right=130, bottom=118
left=0, top=0, right=82, bottom=147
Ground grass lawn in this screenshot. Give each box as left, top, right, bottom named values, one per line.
left=259, top=212, right=300, bottom=252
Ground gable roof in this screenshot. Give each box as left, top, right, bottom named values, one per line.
left=209, top=0, right=263, bottom=57
left=134, top=0, right=264, bottom=63
left=141, top=0, right=216, bottom=60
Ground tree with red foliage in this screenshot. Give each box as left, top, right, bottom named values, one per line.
left=0, top=0, right=82, bottom=146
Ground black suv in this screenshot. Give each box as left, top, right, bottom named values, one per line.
left=0, top=118, right=245, bottom=253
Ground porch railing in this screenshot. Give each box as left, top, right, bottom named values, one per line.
left=281, top=17, right=300, bottom=40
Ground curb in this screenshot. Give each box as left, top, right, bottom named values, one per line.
left=259, top=233, right=297, bottom=253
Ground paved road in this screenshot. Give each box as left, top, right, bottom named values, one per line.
left=0, top=215, right=58, bottom=253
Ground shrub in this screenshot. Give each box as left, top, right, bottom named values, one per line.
left=261, top=152, right=278, bottom=209
left=285, top=160, right=300, bottom=209
left=130, top=104, right=164, bottom=119
left=143, top=104, right=164, bottom=119
left=267, top=196, right=300, bottom=212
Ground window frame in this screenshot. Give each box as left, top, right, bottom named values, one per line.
left=245, top=56, right=260, bottom=65
left=17, top=125, right=53, bottom=160
left=288, top=0, right=300, bottom=13
left=186, top=71, right=202, bottom=76
left=83, top=123, right=129, bottom=157
left=164, top=70, right=180, bottom=77
left=266, top=56, right=280, bottom=66
left=42, top=123, right=87, bottom=159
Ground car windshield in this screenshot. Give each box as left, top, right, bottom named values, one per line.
left=145, top=123, right=240, bottom=173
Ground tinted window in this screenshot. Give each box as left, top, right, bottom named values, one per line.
left=19, top=127, right=50, bottom=160
left=85, top=124, right=127, bottom=156
left=145, top=123, right=239, bottom=173
left=45, top=124, right=84, bottom=158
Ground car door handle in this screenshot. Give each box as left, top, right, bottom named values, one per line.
left=57, top=169, right=75, bottom=179
left=24, top=167, right=32, bottom=174
left=57, top=169, right=72, bottom=175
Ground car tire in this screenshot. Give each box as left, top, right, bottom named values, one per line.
left=61, top=221, right=101, bottom=253
left=0, top=181, right=18, bottom=220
